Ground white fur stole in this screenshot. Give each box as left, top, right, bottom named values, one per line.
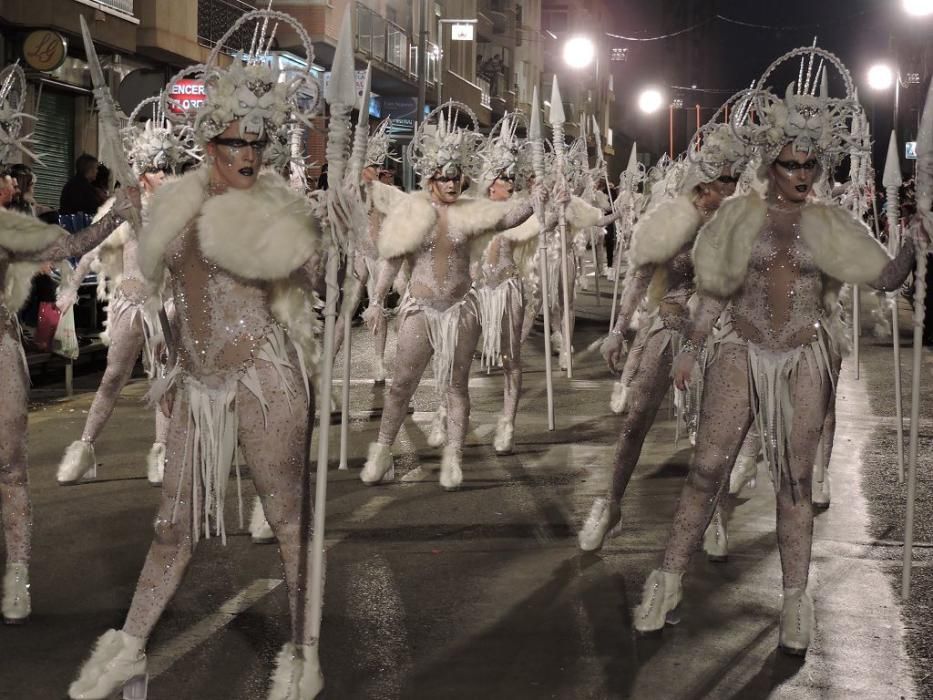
left=0, top=207, right=68, bottom=313
left=628, top=195, right=702, bottom=268
left=694, top=193, right=892, bottom=299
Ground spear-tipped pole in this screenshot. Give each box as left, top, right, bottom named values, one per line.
left=847, top=113, right=864, bottom=378
left=338, top=64, right=372, bottom=471
left=883, top=130, right=905, bottom=483
left=530, top=85, right=556, bottom=430
left=549, top=76, right=574, bottom=378
left=904, top=76, right=933, bottom=600
left=310, top=7, right=357, bottom=639
left=611, top=143, right=638, bottom=329
left=588, top=115, right=605, bottom=305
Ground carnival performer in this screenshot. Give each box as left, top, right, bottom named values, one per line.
left=0, top=64, right=139, bottom=625
left=331, top=119, right=404, bottom=383
left=56, top=110, right=189, bottom=487
left=579, top=122, right=748, bottom=552
left=359, top=102, right=547, bottom=491
left=68, top=15, right=326, bottom=698
left=632, top=49, right=922, bottom=656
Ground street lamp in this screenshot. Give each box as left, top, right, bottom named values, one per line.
left=638, top=87, right=664, bottom=114
left=867, top=63, right=895, bottom=91
left=563, top=36, right=595, bottom=69
left=903, top=0, right=933, bottom=16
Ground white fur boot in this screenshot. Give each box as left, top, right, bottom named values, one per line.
left=493, top=415, right=514, bottom=454
left=550, top=331, right=563, bottom=357
left=633, top=569, right=683, bottom=633
left=610, top=380, right=629, bottom=415
left=68, top=629, right=148, bottom=700
left=729, top=453, right=758, bottom=496
left=703, top=507, right=729, bottom=562
left=360, top=442, right=395, bottom=485
left=426, top=404, right=448, bottom=448
left=779, top=587, right=815, bottom=656
left=2, top=562, right=30, bottom=624
left=439, top=444, right=463, bottom=491
left=250, top=495, right=276, bottom=544
left=58, top=440, right=97, bottom=485
left=267, top=642, right=324, bottom=700
left=813, top=472, right=831, bottom=510
left=578, top=497, right=622, bottom=552
left=145, top=443, right=165, bottom=487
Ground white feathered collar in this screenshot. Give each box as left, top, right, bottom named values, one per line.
left=139, top=166, right=320, bottom=283
left=0, top=207, right=65, bottom=253
left=378, top=190, right=518, bottom=259
left=693, top=192, right=892, bottom=298
left=628, top=195, right=702, bottom=268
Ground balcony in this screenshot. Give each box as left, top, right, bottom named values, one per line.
left=71, top=0, right=136, bottom=19
left=356, top=2, right=411, bottom=76
left=197, top=0, right=258, bottom=51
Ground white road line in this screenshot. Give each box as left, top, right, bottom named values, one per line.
left=148, top=578, right=283, bottom=678
left=328, top=495, right=395, bottom=544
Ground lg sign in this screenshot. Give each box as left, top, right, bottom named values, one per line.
left=168, top=79, right=206, bottom=113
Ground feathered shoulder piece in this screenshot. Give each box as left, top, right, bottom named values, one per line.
left=0, top=207, right=64, bottom=253
left=628, top=194, right=702, bottom=268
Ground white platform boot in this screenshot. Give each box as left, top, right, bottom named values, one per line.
left=360, top=443, right=395, bottom=485
left=633, top=569, right=683, bottom=633
left=493, top=415, right=514, bottom=454
left=69, top=629, right=148, bottom=699
left=703, top=507, right=729, bottom=562
left=2, top=562, right=30, bottom=624
left=145, top=442, right=165, bottom=486
left=779, top=587, right=814, bottom=656
left=373, top=357, right=387, bottom=385
left=439, top=444, right=463, bottom=491
left=578, top=497, right=622, bottom=552
left=812, top=436, right=831, bottom=510
left=58, top=440, right=97, bottom=485
left=250, top=495, right=275, bottom=544
left=267, top=642, right=324, bottom=699
left=610, top=379, right=630, bottom=415
left=426, top=405, right=448, bottom=448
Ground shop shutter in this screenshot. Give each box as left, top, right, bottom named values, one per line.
left=32, top=90, right=75, bottom=210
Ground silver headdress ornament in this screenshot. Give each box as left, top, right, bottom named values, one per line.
left=0, top=63, right=38, bottom=163
left=686, top=90, right=755, bottom=186
left=124, top=95, right=197, bottom=175
left=364, top=118, right=398, bottom=168
left=407, top=100, right=484, bottom=181
left=739, top=43, right=863, bottom=169
left=480, top=112, right=528, bottom=185
left=163, top=9, right=320, bottom=145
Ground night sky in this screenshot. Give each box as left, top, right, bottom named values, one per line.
left=603, top=0, right=930, bottom=167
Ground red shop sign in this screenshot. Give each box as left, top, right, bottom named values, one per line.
left=168, top=79, right=206, bottom=113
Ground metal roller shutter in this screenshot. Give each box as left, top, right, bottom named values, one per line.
left=32, top=90, right=75, bottom=210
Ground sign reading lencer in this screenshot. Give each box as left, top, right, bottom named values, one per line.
left=168, top=79, right=206, bottom=113
left=451, top=23, right=475, bottom=41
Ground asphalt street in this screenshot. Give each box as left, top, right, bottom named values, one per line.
left=0, top=280, right=928, bottom=700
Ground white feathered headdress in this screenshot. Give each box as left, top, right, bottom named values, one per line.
left=124, top=95, right=195, bottom=175
left=365, top=118, right=397, bottom=168
left=0, top=63, right=38, bottom=163
left=407, top=100, right=484, bottom=180
left=163, top=10, right=321, bottom=146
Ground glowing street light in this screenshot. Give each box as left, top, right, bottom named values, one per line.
left=867, top=63, right=895, bottom=91
left=638, top=87, right=664, bottom=114
left=903, top=0, right=933, bottom=16
left=563, top=36, right=596, bottom=69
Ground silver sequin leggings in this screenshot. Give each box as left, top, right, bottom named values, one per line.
left=499, top=286, right=525, bottom=424
left=607, top=326, right=676, bottom=502
left=122, top=360, right=316, bottom=644
left=661, top=342, right=832, bottom=589
left=334, top=253, right=387, bottom=364
left=0, top=326, right=30, bottom=566
left=377, top=305, right=481, bottom=451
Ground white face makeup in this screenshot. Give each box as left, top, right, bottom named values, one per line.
left=769, top=143, right=819, bottom=204
left=207, top=121, right=265, bottom=190
left=429, top=166, right=463, bottom=204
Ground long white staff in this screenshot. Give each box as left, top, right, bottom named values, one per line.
left=310, top=8, right=356, bottom=634
left=847, top=111, right=866, bottom=378
left=610, top=144, right=638, bottom=329
left=882, top=130, right=905, bottom=482
left=549, top=76, right=574, bottom=378
left=337, top=66, right=372, bottom=471
left=529, top=86, right=556, bottom=430
left=903, top=76, right=933, bottom=600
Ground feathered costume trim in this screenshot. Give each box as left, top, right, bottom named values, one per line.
left=628, top=195, right=702, bottom=268
left=0, top=207, right=67, bottom=312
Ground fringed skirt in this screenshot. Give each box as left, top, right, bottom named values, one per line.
left=399, top=291, right=479, bottom=396
left=476, top=276, right=522, bottom=372
left=149, top=325, right=310, bottom=544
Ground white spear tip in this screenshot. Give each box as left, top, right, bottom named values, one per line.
left=882, top=130, right=902, bottom=188
left=549, top=75, right=565, bottom=125
left=325, top=9, right=358, bottom=106
left=529, top=85, right=542, bottom=140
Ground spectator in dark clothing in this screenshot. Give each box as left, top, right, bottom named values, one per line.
left=317, top=162, right=328, bottom=190
left=93, top=164, right=111, bottom=206
left=59, top=154, right=101, bottom=216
